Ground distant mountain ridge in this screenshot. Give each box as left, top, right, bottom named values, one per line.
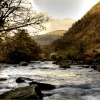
left=39, top=18, right=75, bottom=34
left=33, top=30, right=67, bottom=47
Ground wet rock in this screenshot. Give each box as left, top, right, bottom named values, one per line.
left=59, top=63, right=70, bottom=69
left=16, top=77, right=33, bottom=83
left=91, top=65, right=100, bottom=72
left=16, top=77, right=55, bottom=90
left=29, top=82, right=55, bottom=90
left=52, top=61, right=59, bottom=64
left=0, top=78, right=7, bottom=81
left=91, top=65, right=98, bottom=70
left=19, top=61, right=28, bottom=66
left=16, top=77, right=25, bottom=83
left=0, top=84, right=43, bottom=100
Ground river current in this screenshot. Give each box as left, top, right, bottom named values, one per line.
left=0, top=61, right=100, bottom=100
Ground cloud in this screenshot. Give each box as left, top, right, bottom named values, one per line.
left=39, top=18, right=76, bottom=34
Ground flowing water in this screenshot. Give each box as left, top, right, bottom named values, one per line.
left=0, top=61, right=100, bottom=100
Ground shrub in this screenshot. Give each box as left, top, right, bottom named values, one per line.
left=50, top=53, right=57, bottom=61
left=84, top=57, right=94, bottom=65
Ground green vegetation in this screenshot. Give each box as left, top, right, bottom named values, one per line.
left=0, top=1, right=100, bottom=64
left=0, top=0, right=50, bottom=63
left=8, top=30, right=41, bottom=63
left=0, top=30, right=41, bottom=63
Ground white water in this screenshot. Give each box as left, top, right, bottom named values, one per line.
left=0, top=61, right=100, bottom=100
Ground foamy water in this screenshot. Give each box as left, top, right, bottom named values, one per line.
left=0, top=61, right=100, bottom=100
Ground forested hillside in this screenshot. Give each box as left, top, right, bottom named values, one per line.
left=44, top=2, right=100, bottom=64
left=52, top=1, right=100, bottom=53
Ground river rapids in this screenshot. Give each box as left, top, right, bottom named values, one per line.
left=0, top=61, right=100, bottom=100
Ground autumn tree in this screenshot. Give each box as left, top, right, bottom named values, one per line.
left=0, top=0, right=50, bottom=34
left=0, top=0, right=51, bottom=63
left=5, top=29, right=41, bottom=63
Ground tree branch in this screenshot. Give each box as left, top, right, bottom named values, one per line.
left=0, top=22, right=40, bottom=32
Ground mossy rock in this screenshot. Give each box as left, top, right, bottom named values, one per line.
left=0, top=84, right=43, bottom=100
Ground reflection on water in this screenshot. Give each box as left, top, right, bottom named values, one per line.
left=0, top=61, right=100, bottom=100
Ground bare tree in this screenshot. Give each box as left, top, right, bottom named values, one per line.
left=0, top=0, right=51, bottom=34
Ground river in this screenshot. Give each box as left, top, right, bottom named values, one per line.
left=0, top=61, right=100, bottom=100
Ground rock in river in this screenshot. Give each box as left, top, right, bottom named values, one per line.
left=58, top=60, right=70, bottom=69
left=0, top=84, right=43, bottom=100
left=16, top=77, right=33, bottom=83
left=0, top=78, right=7, bottom=81
left=29, top=82, right=55, bottom=90
left=59, top=63, right=70, bottom=69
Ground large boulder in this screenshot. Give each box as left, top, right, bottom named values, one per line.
left=29, top=82, right=55, bottom=90
left=19, top=61, right=28, bottom=66
left=0, top=84, right=43, bottom=100
left=91, top=65, right=98, bottom=70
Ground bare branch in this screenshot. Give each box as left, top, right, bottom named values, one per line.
left=0, top=0, right=51, bottom=34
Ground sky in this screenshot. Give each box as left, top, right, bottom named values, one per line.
left=32, top=0, right=100, bottom=20
left=31, top=0, right=100, bottom=34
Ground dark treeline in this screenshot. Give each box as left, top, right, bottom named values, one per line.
left=0, top=30, right=41, bottom=63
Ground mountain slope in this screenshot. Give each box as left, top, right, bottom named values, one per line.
left=52, top=1, right=100, bottom=53
left=33, top=30, right=67, bottom=47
